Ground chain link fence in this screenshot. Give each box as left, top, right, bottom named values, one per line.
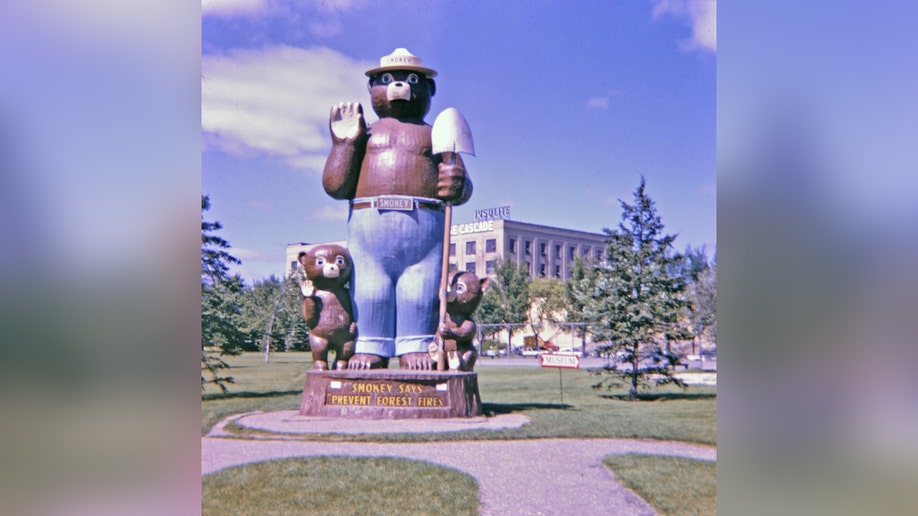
left=475, top=322, right=716, bottom=370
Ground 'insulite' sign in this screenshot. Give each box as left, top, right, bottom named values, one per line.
left=539, top=353, right=581, bottom=369
left=474, top=206, right=511, bottom=221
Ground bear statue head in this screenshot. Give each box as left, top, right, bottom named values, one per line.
left=298, top=244, right=352, bottom=290
left=446, top=271, right=490, bottom=316
left=365, top=48, right=437, bottom=122
left=367, top=70, right=436, bottom=121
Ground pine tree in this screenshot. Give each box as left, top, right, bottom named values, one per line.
left=571, top=177, right=689, bottom=400
left=201, top=195, right=241, bottom=391
left=201, top=195, right=241, bottom=285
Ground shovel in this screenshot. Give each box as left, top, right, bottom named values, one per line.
left=431, top=107, right=475, bottom=372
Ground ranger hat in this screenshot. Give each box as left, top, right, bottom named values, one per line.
left=365, top=48, right=437, bottom=78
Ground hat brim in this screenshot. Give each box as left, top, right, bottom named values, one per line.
left=365, top=64, right=437, bottom=78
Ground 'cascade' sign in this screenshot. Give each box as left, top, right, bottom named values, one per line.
left=474, top=205, right=511, bottom=221
left=451, top=221, right=494, bottom=236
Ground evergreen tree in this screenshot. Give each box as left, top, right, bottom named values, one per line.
left=201, top=195, right=240, bottom=391
left=565, top=257, right=596, bottom=347
left=201, top=196, right=241, bottom=284
left=571, top=177, right=689, bottom=400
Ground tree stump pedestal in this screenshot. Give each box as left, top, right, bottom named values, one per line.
left=300, top=369, right=482, bottom=419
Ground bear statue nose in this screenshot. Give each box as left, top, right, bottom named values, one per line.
left=386, top=82, right=412, bottom=102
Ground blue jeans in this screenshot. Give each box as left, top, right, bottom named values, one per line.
left=347, top=197, right=444, bottom=357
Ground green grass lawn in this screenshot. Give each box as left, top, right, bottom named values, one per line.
left=203, top=456, right=478, bottom=516
left=202, top=352, right=717, bottom=514
left=603, top=454, right=716, bottom=515
left=203, top=352, right=716, bottom=445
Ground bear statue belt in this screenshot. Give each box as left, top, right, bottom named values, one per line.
left=350, top=196, right=445, bottom=212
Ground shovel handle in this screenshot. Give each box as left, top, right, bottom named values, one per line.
left=437, top=203, right=452, bottom=372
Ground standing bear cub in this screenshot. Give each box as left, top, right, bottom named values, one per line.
left=298, top=244, right=357, bottom=370
left=437, top=271, right=489, bottom=371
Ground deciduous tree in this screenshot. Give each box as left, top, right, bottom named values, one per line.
left=477, top=259, right=530, bottom=353
left=527, top=276, right=567, bottom=345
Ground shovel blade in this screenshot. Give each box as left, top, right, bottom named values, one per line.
left=431, top=107, right=475, bottom=157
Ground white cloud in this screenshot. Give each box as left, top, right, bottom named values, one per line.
left=587, top=97, right=610, bottom=110
left=308, top=20, right=344, bottom=38
left=230, top=246, right=273, bottom=261
left=652, top=0, right=716, bottom=54
left=201, top=0, right=271, bottom=17
left=202, top=45, right=374, bottom=173
left=312, top=0, right=368, bottom=13
left=202, top=0, right=366, bottom=18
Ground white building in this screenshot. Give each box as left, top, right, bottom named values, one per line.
left=285, top=219, right=606, bottom=280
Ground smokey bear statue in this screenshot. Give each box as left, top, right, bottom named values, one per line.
left=298, top=244, right=357, bottom=370
left=322, top=48, right=472, bottom=370
left=438, top=271, right=489, bottom=372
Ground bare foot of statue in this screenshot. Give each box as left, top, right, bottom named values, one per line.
left=399, top=352, right=435, bottom=370
left=347, top=353, right=389, bottom=370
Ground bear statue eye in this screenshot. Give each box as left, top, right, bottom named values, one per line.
left=335, top=256, right=346, bottom=267
left=381, top=73, right=394, bottom=84
left=315, top=257, right=326, bottom=267
left=407, top=73, right=419, bottom=84
left=456, top=282, right=467, bottom=294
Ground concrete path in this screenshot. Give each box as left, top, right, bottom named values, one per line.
left=202, top=414, right=716, bottom=515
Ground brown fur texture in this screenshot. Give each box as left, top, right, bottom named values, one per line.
left=321, top=65, right=473, bottom=370
left=298, top=245, right=357, bottom=370
left=322, top=71, right=472, bottom=204
left=438, top=271, right=490, bottom=371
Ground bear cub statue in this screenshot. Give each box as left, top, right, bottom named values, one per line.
left=437, top=271, right=489, bottom=371
left=297, top=244, right=357, bottom=370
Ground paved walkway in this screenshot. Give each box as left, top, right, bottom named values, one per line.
left=203, top=414, right=715, bottom=515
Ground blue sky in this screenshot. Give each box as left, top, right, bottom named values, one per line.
left=201, top=0, right=716, bottom=282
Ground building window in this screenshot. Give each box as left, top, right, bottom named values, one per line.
left=596, top=249, right=602, bottom=261
left=486, top=238, right=497, bottom=253
left=524, top=240, right=531, bottom=255
left=523, top=262, right=531, bottom=276
left=449, top=243, right=456, bottom=256
left=539, top=264, right=547, bottom=276
left=554, top=265, right=561, bottom=278
left=569, top=246, right=576, bottom=260
left=466, top=241, right=476, bottom=255
left=465, top=262, right=476, bottom=273
left=540, top=242, right=547, bottom=256
left=448, top=262, right=458, bottom=272
left=486, top=260, right=495, bottom=273
left=290, top=260, right=298, bottom=272
left=555, top=244, right=562, bottom=259
left=509, top=238, right=516, bottom=253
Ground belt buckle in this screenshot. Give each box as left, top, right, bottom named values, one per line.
left=375, top=196, right=414, bottom=211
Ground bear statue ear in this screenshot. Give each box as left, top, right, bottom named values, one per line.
left=297, top=251, right=308, bottom=264
left=480, top=277, right=490, bottom=292
left=367, top=79, right=373, bottom=93
left=428, top=78, right=436, bottom=97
